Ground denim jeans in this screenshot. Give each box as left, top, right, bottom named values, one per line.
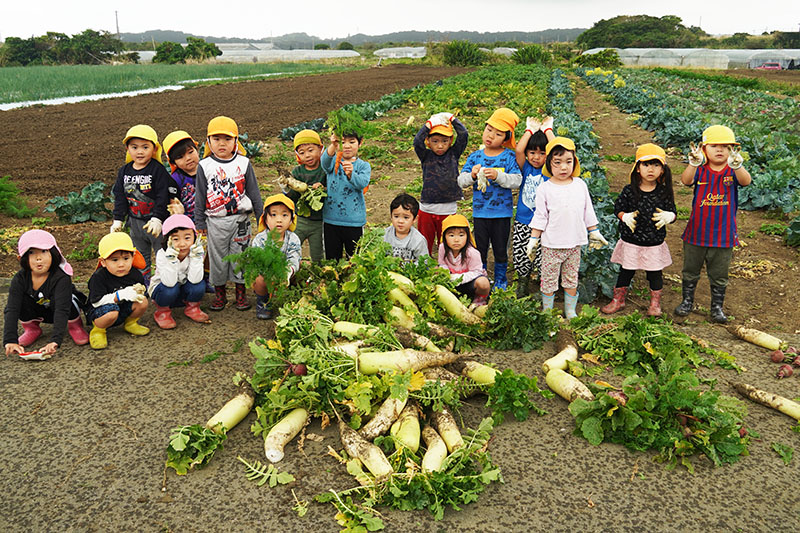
left=151, top=282, right=205, bottom=307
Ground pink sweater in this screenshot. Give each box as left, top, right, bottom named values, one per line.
left=529, top=179, right=598, bottom=248
left=438, top=244, right=485, bottom=285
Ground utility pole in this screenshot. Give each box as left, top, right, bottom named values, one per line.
left=115, top=11, right=120, bottom=39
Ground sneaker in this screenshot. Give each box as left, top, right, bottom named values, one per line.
left=235, top=283, right=251, bottom=311
left=255, top=296, right=272, bottom=320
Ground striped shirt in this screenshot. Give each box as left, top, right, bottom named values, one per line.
left=681, top=164, right=740, bottom=248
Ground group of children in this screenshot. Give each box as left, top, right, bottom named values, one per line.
left=4, top=105, right=750, bottom=356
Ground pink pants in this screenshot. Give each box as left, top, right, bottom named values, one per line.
left=539, top=246, right=581, bottom=294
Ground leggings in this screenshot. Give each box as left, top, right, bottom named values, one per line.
left=616, top=268, right=663, bottom=291
left=324, top=223, right=363, bottom=260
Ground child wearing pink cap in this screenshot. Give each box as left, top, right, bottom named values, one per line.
left=4, top=230, right=89, bottom=357
left=148, top=214, right=209, bottom=329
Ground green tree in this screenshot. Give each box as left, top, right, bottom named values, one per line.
left=443, top=40, right=486, bottom=67
left=337, top=41, right=354, bottom=50
left=511, top=44, right=551, bottom=66
left=0, top=37, right=38, bottom=66
left=774, top=32, right=800, bottom=48
left=153, top=41, right=187, bottom=64
left=576, top=15, right=704, bottom=48
left=184, top=37, right=221, bottom=61
left=314, top=43, right=330, bottom=50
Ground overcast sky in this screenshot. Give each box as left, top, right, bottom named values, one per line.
left=3, top=0, right=798, bottom=41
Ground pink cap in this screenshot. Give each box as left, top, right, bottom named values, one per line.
left=162, top=214, right=196, bottom=236
left=17, top=229, right=73, bottom=276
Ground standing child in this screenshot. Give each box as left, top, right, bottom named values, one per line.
left=526, top=137, right=608, bottom=319
left=321, top=130, right=371, bottom=260
left=675, top=125, right=751, bottom=323
left=384, top=193, right=429, bottom=263
left=457, top=108, right=522, bottom=290
left=194, top=116, right=263, bottom=311
left=414, top=112, right=469, bottom=254
left=250, top=194, right=302, bottom=320
left=280, top=129, right=326, bottom=263
left=111, top=125, right=177, bottom=283
left=512, top=116, right=555, bottom=297
left=438, top=214, right=491, bottom=306
left=4, top=230, right=88, bottom=357
left=86, top=233, right=150, bottom=350
left=601, top=144, right=677, bottom=317
left=148, top=214, right=209, bottom=329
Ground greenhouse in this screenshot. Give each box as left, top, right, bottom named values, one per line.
left=681, top=49, right=729, bottom=69
left=582, top=47, right=800, bottom=69
left=374, top=47, right=426, bottom=59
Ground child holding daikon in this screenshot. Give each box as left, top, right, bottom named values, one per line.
left=4, top=230, right=89, bottom=357
left=280, top=129, right=327, bottom=263
left=526, top=137, right=608, bottom=319
left=194, top=116, right=263, bottom=312
left=384, top=193, right=429, bottom=263
left=512, top=116, right=556, bottom=297
left=85, top=233, right=150, bottom=350
left=250, top=194, right=301, bottom=320
left=457, top=108, right=522, bottom=290
left=675, top=125, right=751, bottom=323
left=601, top=143, right=676, bottom=317
left=148, top=214, right=209, bottom=329
left=438, top=214, right=490, bottom=306
left=414, top=111, right=469, bottom=254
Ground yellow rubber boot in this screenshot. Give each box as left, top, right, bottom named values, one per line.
left=89, top=326, right=108, bottom=350
left=123, top=316, right=150, bottom=336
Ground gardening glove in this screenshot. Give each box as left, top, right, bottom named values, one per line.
left=651, top=208, right=676, bottom=229
left=728, top=146, right=744, bottom=170
left=588, top=229, right=608, bottom=250
left=476, top=168, right=488, bottom=193
left=688, top=142, right=705, bottom=167
left=117, top=286, right=145, bottom=303
left=143, top=218, right=162, bottom=237
left=164, top=243, right=180, bottom=262
left=525, top=236, right=540, bottom=261
left=525, top=117, right=541, bottom=135
left=18, top=350, right=52, bottom=361
left=167, top=198, right=184, bottom=215
left=621, top=211, right=638, bottom=232
left=426, top=112, right=452, bottom=129
left=189, top=239, right=205, bottom=260
left=541, top=116, right=554, bottom=133
left=110, top=220, right=123, bottom=233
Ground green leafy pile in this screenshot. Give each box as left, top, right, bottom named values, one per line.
left=295, top=187, right=327, bottom=217
left=486, top=369, right=552, bottom=424
left=481, top=289, right=559, bottom=352
left=165, top=425, right=227, bottom=475
left=224, top=230, right=288, bottom=293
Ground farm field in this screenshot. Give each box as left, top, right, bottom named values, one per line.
left=1, top=64, right=799, bottom=533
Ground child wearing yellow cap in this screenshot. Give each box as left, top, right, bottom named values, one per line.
left=194, top=116, right=264, bottom=311
left=85, top=233, right=150, bottom=349
left=111, top=125, right=178, bottom=284
left=438, top=214, right=490, bottom=306
left=250, top=195, right=302, bottom=319
left=675, top=125, right=752, bottom=323
left=601, top=143, right=676, bottom=317
left=163, top=131, right=200, bottom=220
left=456, top=108, right=523, bottom=290
left=279, top=129, right=326, bottom=262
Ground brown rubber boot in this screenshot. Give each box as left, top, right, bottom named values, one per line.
left=601, top=287, right=627, bottom=314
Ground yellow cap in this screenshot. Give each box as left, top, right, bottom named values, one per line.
left=97, top=233, right=146, bottom=269
left=701, top=125, right=738, bottom=146
left=207, top=116, right=239, bottom=138
left=485, top=108, right=519, bottom=149
left=630, top=143, right=666, bottom=179
left=162, top=130, right=197, bottom=159
left=293, top=129, right=322, bottom=149
left=258, top=193, right=297, bottom=233
left=429, top=123, right=454, bottom=137
left=123, top=124, right=163, bottom=163
left=441, top=214, right=476, bottom=247
left=542, top=137, right=581, bottom=178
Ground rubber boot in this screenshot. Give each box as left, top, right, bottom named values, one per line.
left=234, top=283, right=251, bottom=310
left=184, top=302, right=209, bottom=323
left=89, top=326, right=107, bottom=350
left=255, top=295, right=272, bottom=320
left=123, top=316, right=150, bottom=336
left=210, top=285, right=227, bottom=311
left=67, top=317, right=89, bottom=345
left=564, top=291, right=579, bottom=320
left=515, top=273, right=530, bottom=298
left=647, top=289, right=663, bottom=317
left=493, top=262, right=508, bottom=291
left=674, top=280, right=697, bottom=317
left=709, top=285, right=728, bottom=324
left=154, top=305, right=176, bottom=329
left=541, top=292, right=555, bottom=311
left=18, top=318, right=43, bottom=346
left=472, top=293, right=488, bottom=307
left=601, top=287, right=628, bottom=314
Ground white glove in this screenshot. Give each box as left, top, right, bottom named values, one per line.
left=110, top=220, right=123, bottom=233
left=651, top=208, right=676, bottom=229
left=525, top=117, right=541, bottom=134
left=143, top=218, right=162, bottom=236
left=588, top=229, right=608, bottom=250
left=621, top=211, right=638, bottom=232
left=688, top=142, right=705, bottom=167
left=541, top=116, right=554, bottom=132
left=728, top=146, right=744, bottom=170
left=526, top=237, right=540, bottom=261
left=164, top=244, right=180, bottom=262
left=167, top=198, right=185, bottom=215
left=426, top=112, right=452, bottom=129
left=476, top=168, right=488, bottom=193
left=117, top=286, right=146, bottom=303
left=189, top=239, right=205, bottom=260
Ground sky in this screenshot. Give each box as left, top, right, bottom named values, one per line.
left=3, top=0, right=798, bottom=41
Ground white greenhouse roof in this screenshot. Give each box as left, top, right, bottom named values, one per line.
left=374, top=47, right=426, bottom=58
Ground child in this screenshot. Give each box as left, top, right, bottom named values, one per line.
left=457, top=108, right=522, bottom=290
left=675, top=125, right=751, bottom=323
left=526, top=137, right=608, bottom=319
left=4, top=230, right=89, bottom=357
left=250, top=194, right=302, bottom=319
left=321, top=130, right=371, bottom=260
left=414, top=112, right=469, bottom=254
left=512, top=116, right=556, bottom=297
left=280, top=129, right=326, bottom=263
left=86, top=233, right=150, bottom=350
left=111, top=125, right=177, bottom=283
left=601, top=143, right=676, bottom=317
left=148, top=214, right=209, bottom=329
left=194, top=116, right=263, bottom=311
left=438, top=214, right=491, bottom=306
left=384, top=193, right=429, bottom=263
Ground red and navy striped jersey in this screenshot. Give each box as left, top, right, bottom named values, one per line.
left=681, top=165, right=740, bottom=248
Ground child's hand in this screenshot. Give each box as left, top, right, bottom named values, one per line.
left=329, top=133, right=339, bottom=145
left=588, top=229, right=608, bottom=249
left=728, top=146, right=744, bottom=170
left=311, top=182, right=323, bottom=189
left=621, top=211, right=638, bottom=232
left=476, top=168, right=489, bottom=193
left=5, top=343, right=24, bottom=356
left=167, top=198, right=184, bottom=215
left=189, top=239, right=205, bottom=260
left=651, top=208, right=676, bottom=229
left=525, top=237, right=540, bottom=261
left=342, top=160, right=353, bottom=178
left=164, top=243, right=180, bottom=262
left=197, top=228, right=208, bottom=237
left=110, top=220, right=123, bottom=233
left=541, top=116, right=554, bottom=132
left=117, top=286, right=145, bottom=303
left=688, top=142, right=705, bottom=167
left=40, top=342, right=58, bottom=355
left=483, top=168, right=498, bottom=181
left=471, top=164, right=482, bottom=179
left=143, top=218, right=162, bottom=236
left=525, top=117, right=541, bottom=134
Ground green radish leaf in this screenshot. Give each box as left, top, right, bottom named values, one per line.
left=771, top=442, right=794, bottom=465
left=581, top=416, right=604, bottom=445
